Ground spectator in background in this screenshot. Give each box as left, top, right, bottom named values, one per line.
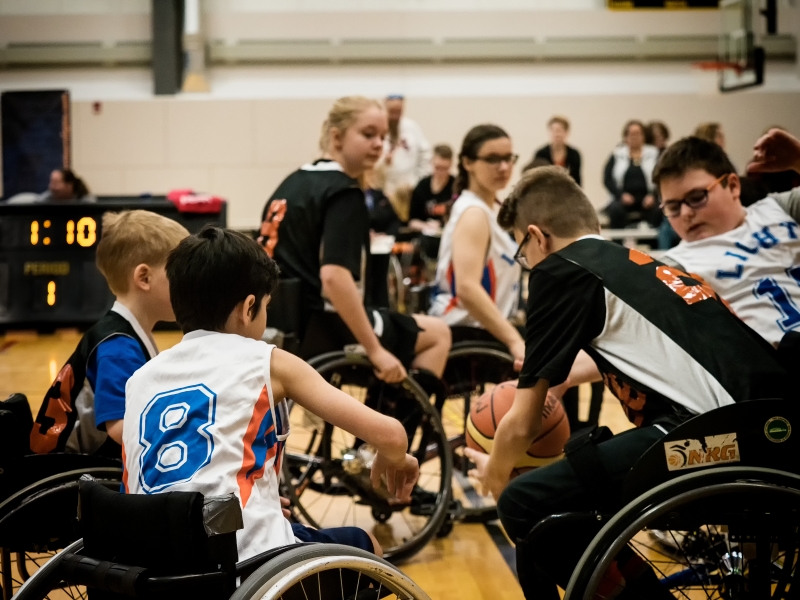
left=646, top=121, right=670, bottom=155
left=7, top=168, right=95, bottom=204
left=379, top=94, right=432, bottom=201
left=408, top=144, right=455, bottom=232
left=695, top=122, right=726, bottom=150
left=531, top=116, right=582, bottom=186
left=364, top=168, right=402, bottom=236
left=603, top=120, right=661, bottom=229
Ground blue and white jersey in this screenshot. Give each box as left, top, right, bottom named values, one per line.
left=665, top=189, right=800, bottom=347
left=122, top=331, right=293, bottom=561
left=429, top=190, right=520, bottom=327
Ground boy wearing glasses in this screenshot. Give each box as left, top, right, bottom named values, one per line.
left=659, top=132, right=800, bottom=349
left=465, top=165, right=787, bottom=600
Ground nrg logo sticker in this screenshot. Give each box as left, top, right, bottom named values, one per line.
left=664, top=433, right=740, bottom=472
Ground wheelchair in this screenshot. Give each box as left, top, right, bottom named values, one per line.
left=265, top=280, right=453, bottom=564
left=14, top=476, right=431, bottom=600
left=520, top=398, right=800, bottom=599
left=0, top=394, right=123, bottom=600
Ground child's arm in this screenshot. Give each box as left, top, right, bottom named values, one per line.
left=270, top=348, right=418, bottom=501
left=466, top=379, right=548, bottom=500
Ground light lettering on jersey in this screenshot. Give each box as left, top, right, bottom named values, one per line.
left=717, top=225, right=793, bottom=281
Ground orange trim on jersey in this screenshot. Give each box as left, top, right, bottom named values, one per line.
left=443, top=263, right=459, bottom=314
left=628, top=248, right=654, bottom=266
left=121, top=441, right=129, bottom=493
left=236, top=385, right=275, bottom=508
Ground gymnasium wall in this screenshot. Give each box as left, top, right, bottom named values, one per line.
left=51, top=64, right=799, bottom=229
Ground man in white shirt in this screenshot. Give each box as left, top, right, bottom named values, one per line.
left=656, top=130, right=800, bottom=353
left=379, top=94, right=432, bottom=199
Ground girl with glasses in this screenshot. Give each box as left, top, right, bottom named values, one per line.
left=428, top=124, right=525, bottom=368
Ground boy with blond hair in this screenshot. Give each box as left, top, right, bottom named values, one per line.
left=31, top=210, right=189, bottom=457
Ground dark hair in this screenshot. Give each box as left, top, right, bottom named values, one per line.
left=166, top=226, right=280, bottom=334
left=433, top=144, right=453, bottom=160
left=498, top=166, right=599, bottom=237
left=59, top=169, right=89, bottom=199
left=622, top=120, right=646, bottom=139
left=547, top=116, right=570, bottom=131
left=645, top=121, right=670, bottom=145
left=521, top=157, right=552, bottom=174
left=652, top=136, right=736, bottom=188
left=454, top=124, right=509, bottom=196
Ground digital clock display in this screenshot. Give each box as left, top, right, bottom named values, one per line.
left=0, top=199, right=227, bottom=329
left=29, top=217, right=97, bottom=248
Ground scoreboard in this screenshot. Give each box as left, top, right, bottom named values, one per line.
left=0, top=198, right=226, bottom=330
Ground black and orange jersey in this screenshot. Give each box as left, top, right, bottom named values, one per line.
left=519, top=236, right=787, bottom=427
left=260, top=160, right=367, bottom=321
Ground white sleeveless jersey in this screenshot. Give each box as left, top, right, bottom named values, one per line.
left=122, top=331, right=294, bottom=561
left=429, top=190, right=520, bottom=326
left=665, top=195, right=800, bottom=347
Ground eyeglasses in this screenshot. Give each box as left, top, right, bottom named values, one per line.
left=660, top=173, right=730, bottom=218
left=476, top=154, right=519, bottom=166
left=514, top=230, right=549, bottom=270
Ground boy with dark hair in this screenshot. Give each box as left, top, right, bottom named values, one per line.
left=466, top=166, right=787, bottom=599
left=657, top=131, right=800, bottom=349
left=31, top=210, right=188, bottom=456
left=122, top=227, right=419, bottom=561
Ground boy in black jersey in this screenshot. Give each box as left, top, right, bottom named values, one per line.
left=465, top=166, right=787, bottom=599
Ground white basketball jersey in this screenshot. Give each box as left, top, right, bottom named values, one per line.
left=429, top=190, right=520, bottom=326
left=122, top=331, right=294, bottom=561
left=665, top=195, right=800, bottom=347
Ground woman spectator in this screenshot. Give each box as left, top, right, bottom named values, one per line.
left=429, top=124, right=524, bottom=367
left=695, top=122, right=726, bottom=149
left=646, top=121, right=670, bottom=155
left=603, top=120, right=661, bottom=229
left=532, top=116, right=582, bottom=186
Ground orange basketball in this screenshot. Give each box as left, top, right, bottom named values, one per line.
left=466, top=380, right=570, bottom=477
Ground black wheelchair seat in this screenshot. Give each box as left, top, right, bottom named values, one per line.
left=622, top=398, right=800, bottom=502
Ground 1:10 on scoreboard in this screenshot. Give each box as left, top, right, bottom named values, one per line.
left=30, top=217, right=97, bottom=247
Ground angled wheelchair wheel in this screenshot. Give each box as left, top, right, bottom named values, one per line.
left=564, top=467, right=800, bottom=599
left=282, top=352, right=452, bottom=564
left=0, top=468, right=121, bottom=600
left=440, top=343, right=516, bottom=459
left=231, top=543, right=430, bottom=600
left=9, top=540, right=85, bottom=600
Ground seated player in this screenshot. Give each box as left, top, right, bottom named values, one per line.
left=657, top=131, right=800, bottom=353
left=122, top=227, right=419, bottom=560
left=428, top=125, right=524, bottom=366
left=260, top=96, right=451, bottom=384
left=465, top=166, right=787, bottom=599
left=30, top=211, right=188, bottom=456
left=407, top=144, right=456, bottom=233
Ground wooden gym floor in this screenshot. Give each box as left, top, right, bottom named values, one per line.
left=0, top=329, right=633, bottom=600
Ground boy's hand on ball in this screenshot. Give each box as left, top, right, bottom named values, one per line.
left=371, top=452, right=419, bottom=503
left=465, top=448, right=507, bottom=500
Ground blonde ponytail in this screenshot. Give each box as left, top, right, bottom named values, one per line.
left=320, top=96, right=383, bottom=154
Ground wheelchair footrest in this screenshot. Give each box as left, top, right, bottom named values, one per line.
left=61, top=554, right=147, bottom=596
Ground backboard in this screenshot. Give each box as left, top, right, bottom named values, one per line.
left=718, top=0, right=765, bottom=92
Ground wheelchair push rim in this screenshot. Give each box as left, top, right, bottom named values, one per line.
left=281, top=353, right=453, bottom=564
left=565, top=467, right=800, bottom=599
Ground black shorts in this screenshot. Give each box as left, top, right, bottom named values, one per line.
left=299, top=309, right=421, bottom=368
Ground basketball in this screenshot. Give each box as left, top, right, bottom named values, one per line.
left=466, top=380, right=570, bottom=477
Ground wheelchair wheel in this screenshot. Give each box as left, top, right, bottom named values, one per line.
left=281, top=353, right=452, bottom=564
left=440, top=343, right=515, bottom=462
left=9, top=539, right=85, bottom=600
left=565, top=467, right=800, bottom=599
left=0, top=468, right=121, bottom=600
left=231, top=543, right=430, bottom=600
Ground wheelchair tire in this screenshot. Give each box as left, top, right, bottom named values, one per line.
left=282, top=352, right=452, bottom=564
left=10, top=539, right=84, bottom=600
left=230, top=543, right=430, bottom=600
left=565, top=467, right=800, bottom=599
left=440, top=343, right=515, bottom=459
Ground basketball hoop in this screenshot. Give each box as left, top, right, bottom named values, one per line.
left=692, top=60, right=746, bottom=75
